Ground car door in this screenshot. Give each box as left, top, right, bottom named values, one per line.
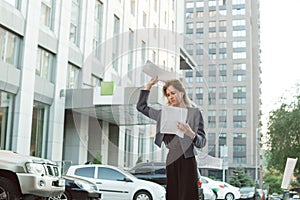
left=96, top=166, right=132, bottom=200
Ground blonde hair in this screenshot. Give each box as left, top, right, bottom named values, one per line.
left=162, top=79, right=196, bottom=107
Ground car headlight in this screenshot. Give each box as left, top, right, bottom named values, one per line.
left=26, top=163, right=46, bottom=176
left=74, top=179, right=97, bottom=191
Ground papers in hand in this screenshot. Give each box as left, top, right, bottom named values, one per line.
left=160, top=105, right=188, bottom=138
left=143, top=60, right=178, bottom=81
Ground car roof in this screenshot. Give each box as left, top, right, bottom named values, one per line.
left=129, top=161, right=166, bottom=170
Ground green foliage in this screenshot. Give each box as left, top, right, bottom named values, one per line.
left=93, top=152, right=102, bottom=164
left=265, top=93, right=300, bottom=177
left=263, top=169, right=284, bottom=195
left=228, top=167, right=254, bottom=187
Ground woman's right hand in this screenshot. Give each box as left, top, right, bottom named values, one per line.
left=145, top=76, right=158, bottom=90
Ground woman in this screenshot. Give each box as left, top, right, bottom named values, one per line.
left=136, top=76, right=207, bottom=200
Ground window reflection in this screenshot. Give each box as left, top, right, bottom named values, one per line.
left=0, top=91, right=14, bottom=150
left=30, top=101, right=49, bottom=157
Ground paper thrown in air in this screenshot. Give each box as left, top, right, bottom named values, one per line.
left=160, top=105, right=187, bottom=138
left=143, top=60, right=178, bottom=81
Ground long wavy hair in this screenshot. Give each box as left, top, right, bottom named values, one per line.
left=162, top=79, right=196, bottom=107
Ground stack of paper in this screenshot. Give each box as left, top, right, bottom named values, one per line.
left=160, top=105, right=187, bottom=138
left=143, top=60, right=178, bottom=81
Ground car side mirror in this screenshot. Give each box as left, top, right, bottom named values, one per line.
left=123, top=177, right=133, bottom=182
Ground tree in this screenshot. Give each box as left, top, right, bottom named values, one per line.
left=263, top=169, right=284, bottom=195
left=228, top=167, right=254, bottom=187
left=265, top=92, right=300, bottom=178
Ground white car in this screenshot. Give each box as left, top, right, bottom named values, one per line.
left=66, top=164, right=166, bottom=200
left=201, top=176, right=241, bottom=200
left=202, top=185, right=217, bottom=200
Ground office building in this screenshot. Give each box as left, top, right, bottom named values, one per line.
left=0, top=0, right=197, bottom=169
left=183, top=0, right=261, bottom=182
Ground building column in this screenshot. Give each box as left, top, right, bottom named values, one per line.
left=11, top=1, right=41, bottom=154
left=46, top=0, right=71, bottom=161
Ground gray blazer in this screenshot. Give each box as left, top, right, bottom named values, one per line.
left=136, top=90, right=207, bottom=158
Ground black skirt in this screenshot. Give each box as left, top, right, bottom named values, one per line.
left=166, top=153, right=199, bottom=200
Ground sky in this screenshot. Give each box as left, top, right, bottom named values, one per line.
left=260, top=0, right=300, bottom=131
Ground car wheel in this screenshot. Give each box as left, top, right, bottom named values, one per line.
left=133, top=190, right=153, bottom=200
left=0, top=177, right=20, bottom=200
left=225, top=193, right=235, bottom=200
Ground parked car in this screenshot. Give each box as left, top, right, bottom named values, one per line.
left=129, top=161, right=167, bottom=187
left=129, top=161, right=213, bottom=200
left=66, top=164, right=166, bottom=200
left=0, top=150, right=65, bottom=199
left=240, top=187, right=260, bottom=200
left=200, top=176, right=241, bottom=200
left=61, top=175, right=102, bottom=200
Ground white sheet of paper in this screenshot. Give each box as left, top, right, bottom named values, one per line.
left=143, top=60, right=178, bottom=81
left=160, top=105, right=188, bottom=138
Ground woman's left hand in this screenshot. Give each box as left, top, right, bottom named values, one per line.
left=177, top=122, right=196, bottom=140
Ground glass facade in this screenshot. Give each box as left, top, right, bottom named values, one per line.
left=36, top=47, right=54, bottom=81
left=0, top=27, right=21, bottom=67
left=30, top=101, right=49, bottom=157
left=0, top=91, right=14, bottom=150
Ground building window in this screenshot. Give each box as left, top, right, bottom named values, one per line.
left=186, top=2, right=194, bottom=9
left=219, top=86, right=227, bottom=104
left=233, top=30, right=246, bottom=37
left=232, top=0, right=246, bottom=5
left=154, top=0, right=158, bottom=12
left=128, top=29, right=134, bottom=80
left=219, top=110, right=227, bottom=128
left=195, top=1, right=204, bottom=8
left=70, top=0, right=80, bottom=45
left=0, top=91, right=14, bottom=150
left=218, top=132, right=227, bottom=156
left=197, top=11, right=204, bottom=18
left=233, top=8, right=245, bottom=15
left=186, top=10, right=194, bottom=18
left=36, top=47, right=54, bottom=81
left=209, top=0, right=217, bottom=7
left=195, top=87, right=203, bottom=105
left=30, top=101, right=49, bottom=158
left=130, top=0, right=135, bottom=15
left=233, top=52, right=246, bottom=59
left=208, top=64, right=216, bottom=82
left=195, top=71, right=203, bottom=82
left=93, top=0, right=103, bottom=58
left=4, top=0, right=19, bottom=7
left=233, top=132, right=246, bottom=164
left=138, top=129, right=146, bottom=162
left=233, top=109, right=247, bottom=128
left=186, top=22, right=194, bottom=33
left=143, top=12, right=147, bottom=27
left=208, top=110, right=216, bottom=128
left=232, top=19, right=246, bottom=27
left=0, top=27, right=21, bottom=67
left=112, top=15, right=120, bottom=72
left=40, top=0, right=54, bottom=29
left=185, top=70, right=193, bottom=83
left=66, top=63, right=80, bottom=89
left=208, top=133, right=216, bottom=157
left=233, top=63, right=247, bottom=82
left=233, top=41, right=246, bottom=48
left=124, top=129, right=133, bottom=167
